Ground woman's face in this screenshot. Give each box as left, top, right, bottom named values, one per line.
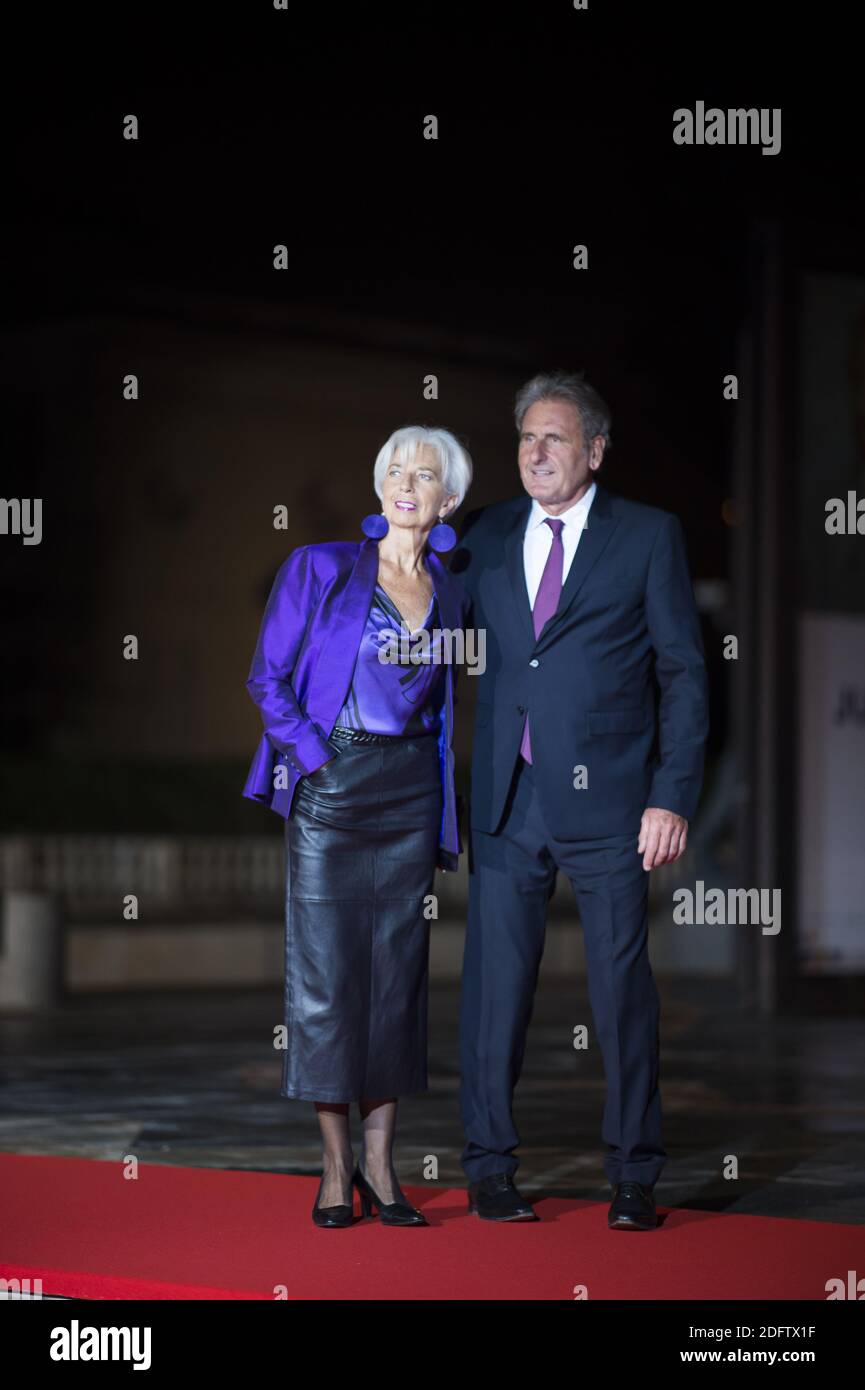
left=380, top=444, right=458, bottom=534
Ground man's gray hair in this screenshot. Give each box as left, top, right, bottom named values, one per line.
left=514, top=370, right=612, bottom=453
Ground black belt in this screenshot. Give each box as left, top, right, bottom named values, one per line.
left=330, top=725, right=437, bottom=745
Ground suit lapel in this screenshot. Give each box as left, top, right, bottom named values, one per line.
left=426, top=550, right=462, bottom=634
left=503, top=496, right=535, bottom=644
left=309, top=539, right=378, bottom=729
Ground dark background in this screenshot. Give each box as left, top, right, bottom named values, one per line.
left=2, top=5, right=862, bottom=835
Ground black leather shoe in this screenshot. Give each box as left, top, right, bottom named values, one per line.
left=353, top=1164, right=428, bottom=1226
left=311, top=1173, right=355, bottom=1228
left=608, top=1181, right=657, bottom=1230
left=467, top=1173, right=538, bottom=1221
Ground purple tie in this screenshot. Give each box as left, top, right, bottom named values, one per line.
left=520, top=517, right=564, bottom=764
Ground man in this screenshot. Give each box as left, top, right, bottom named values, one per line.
left=452, top=370, right=709, bottom=1229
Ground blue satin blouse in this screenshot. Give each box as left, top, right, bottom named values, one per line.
left=335, top=583, right=445, bottom=735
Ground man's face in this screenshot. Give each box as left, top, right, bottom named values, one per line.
left=517, top=398, right=603, bottom=514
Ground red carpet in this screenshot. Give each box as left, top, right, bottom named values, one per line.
left=1, top=1154, right=862, bottom=1300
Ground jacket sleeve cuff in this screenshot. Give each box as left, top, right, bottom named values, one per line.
left=284, top=723, right=335, bottom=776
left=645, top=776, right=697, bottom=822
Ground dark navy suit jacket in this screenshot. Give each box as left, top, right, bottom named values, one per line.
left=450, top=483, right=710, bottom=837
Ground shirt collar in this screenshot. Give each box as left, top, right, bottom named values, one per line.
left=526, top=480, right=597, bottom=532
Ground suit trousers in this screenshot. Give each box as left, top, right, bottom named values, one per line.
left=458, top=756, right=665, bottom=1188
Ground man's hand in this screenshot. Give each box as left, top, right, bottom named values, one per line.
left=637, top=807, right=688, bottom=871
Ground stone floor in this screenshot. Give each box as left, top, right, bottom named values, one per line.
left=1, top=978, right=864, bottom=1225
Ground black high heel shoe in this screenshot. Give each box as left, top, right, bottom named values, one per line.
left=311, top=1172, right=355, bottom=1228
left=352, top=1163, right=428, bottom=1226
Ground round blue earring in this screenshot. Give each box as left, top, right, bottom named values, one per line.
left=428, top=516, right=457, bottom=553
left=361, top=513, right=389, bottom=539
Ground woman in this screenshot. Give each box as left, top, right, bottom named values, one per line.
left=243, top=425, right=472, bottom=1227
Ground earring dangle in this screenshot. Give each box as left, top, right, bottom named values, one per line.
left=428, top=515, right=457, bottom=553
left=361, top=512, right=389, bottom=539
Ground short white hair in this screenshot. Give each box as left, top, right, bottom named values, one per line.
left=373, top=425, right=473, bottom=509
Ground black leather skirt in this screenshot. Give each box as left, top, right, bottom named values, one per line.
left=281, top=727, right=442, bottom=1102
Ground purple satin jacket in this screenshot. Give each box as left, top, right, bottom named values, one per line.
left=242, top=538, right=469, bottom=870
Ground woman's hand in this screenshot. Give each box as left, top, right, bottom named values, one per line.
left=306, top=754, right=337, bottom=779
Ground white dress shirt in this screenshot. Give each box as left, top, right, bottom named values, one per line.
left=523, top=480, right=597, bottom=608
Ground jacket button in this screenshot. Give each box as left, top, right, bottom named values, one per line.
left=517, top=705, right=526, bottom=715
left=529, top=659, right=539, bottom=668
